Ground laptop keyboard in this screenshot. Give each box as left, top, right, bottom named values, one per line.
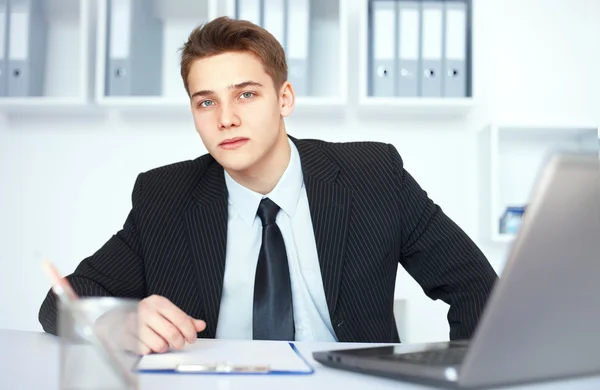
left=380, top=346, right=468, bottom=366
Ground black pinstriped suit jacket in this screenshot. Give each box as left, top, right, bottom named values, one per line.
left=39, top=137, right=498, bottom=342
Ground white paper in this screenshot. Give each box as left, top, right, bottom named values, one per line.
left=9, top=11, right=28, bottom=60
left=445, top=7, right=466, bottom=60
left=109, top=0, right=132, bottom=59
left=373, top=4, right=395, bottom=60
left=422, top=6, right=443, bottom=60
left=137, top=340, right=311, bottom=373
left=399, top=8, right=420, bottom=60
left=0, top=6, right=6, bottom=60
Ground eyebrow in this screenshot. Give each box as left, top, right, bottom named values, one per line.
left=190, top=81, right=264, bottom=99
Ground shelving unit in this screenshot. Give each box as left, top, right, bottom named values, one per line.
left=479, top=123, right=598, bottom=243
left=94, top=0, right=218, bottom=111
left=0, top=0, right=479, bottom=118
left=358, top=0, right=474, bottom=118
left=93, top=0, right=348, bottom=115
left=223, top=0, right=348, bottom=113
left=0, top=0, right=94, bottom=113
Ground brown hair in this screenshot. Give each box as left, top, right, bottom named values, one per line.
left=179, top=16, right=288, bottom=96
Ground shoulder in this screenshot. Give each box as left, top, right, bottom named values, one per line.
left=296, top=137, right=404, bottom=173
left=131, top=153, right=215, bottom=205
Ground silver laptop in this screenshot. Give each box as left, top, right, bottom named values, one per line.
left=313, top=153, right=600, bottom=389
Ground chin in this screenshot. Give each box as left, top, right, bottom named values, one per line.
left=215, top=155, right=256, bottom=173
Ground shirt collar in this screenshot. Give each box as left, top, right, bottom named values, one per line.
left=224, top=138, right=304, bottom=227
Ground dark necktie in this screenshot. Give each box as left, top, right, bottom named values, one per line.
left=252, top=198, right=295, bottom=340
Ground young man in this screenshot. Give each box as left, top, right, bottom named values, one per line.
left=39, top=17, right=497, bottom=354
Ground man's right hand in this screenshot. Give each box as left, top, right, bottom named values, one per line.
left=137, top=295, right=206, bottom=355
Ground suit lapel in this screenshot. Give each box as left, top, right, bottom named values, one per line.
left=184, top=160, right=228, bottom=338
left=292, top=138, right=352, bottom=322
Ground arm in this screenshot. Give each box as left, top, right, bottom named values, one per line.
left=38, top=174, right=148, bottom=335
left=388, top=144, right=498, bottom=340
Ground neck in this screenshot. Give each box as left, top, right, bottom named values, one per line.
left=226, top=125, right=291, bottom=195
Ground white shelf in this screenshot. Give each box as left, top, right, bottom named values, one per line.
left=0, top=97, right=100, bottom=116
left=96, top=96, right=189, bottom=108
left=480, top=123, right=599, bottom=243
left=0, top=0, right=93, bottom=112
left=357, top=0, right=474, bottom=117
left=92, top=94, right=348, bottom=119
left=291, top=96, right=347, bottom=117
left=357, top=97, right=475, bottom=119
left=95, top=0, right=348, bottom=112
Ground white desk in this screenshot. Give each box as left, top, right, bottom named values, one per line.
left=1, top=329, right=599, bottom=390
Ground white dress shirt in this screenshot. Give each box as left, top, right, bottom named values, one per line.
left=214, top=138, right=338, bottom=342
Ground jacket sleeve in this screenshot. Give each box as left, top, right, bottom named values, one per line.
left=38, top=174, right=148, bottom=335
left=388, top=144, right=498, bottom=340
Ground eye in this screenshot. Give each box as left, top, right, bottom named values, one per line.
left=240, top=92, right=255, bottom=99
left=199, top=100, right=214, bottom=108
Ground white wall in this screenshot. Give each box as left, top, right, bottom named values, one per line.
left=1, top=0, right=599, bottom=343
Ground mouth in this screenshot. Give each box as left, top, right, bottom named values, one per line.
left=219, top=137, right=249, bottom=150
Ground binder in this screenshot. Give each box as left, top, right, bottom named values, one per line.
left=6, top=0, right=46, bottom=97
left=0, top=0, right=7, bottom=97
left=286, top=0, right=309, bottom=96
left=106, top=0, right=163, bottom=96
left=419, top=1, right=443, bottom=97
left=443, top=0, right=467, bottom=97
left=236, top=0, right=261, bottom=26
left=262, top=0, right=285, bottom=47
left=370, top=0, right=396, bottom=97
left=396, top=1, right=420, bottom=97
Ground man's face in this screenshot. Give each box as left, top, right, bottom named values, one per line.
left=187, top=51, right=293, bottom=173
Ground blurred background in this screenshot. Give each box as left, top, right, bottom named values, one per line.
left=0, top=0, right=598, bottom=343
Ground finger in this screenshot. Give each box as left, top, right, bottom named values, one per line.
left=145, top=311, right=186, bottom=350
left=122, top=328, right=147, bottom=356
left=120, top=312, right=145, bottom=354
left=136, top=331, right=153, bottom=356
left=122, top=331, right=147, bottom=356
left=138, top=342, right=151, bottom=356
left=149, top=296, right=198, bottom=344
left=139, top=323, right=169, bottom=354
left=194, top=319, right=206, bottom=333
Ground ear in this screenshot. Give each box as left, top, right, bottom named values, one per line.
left=279, top=81, right=295, bottom=117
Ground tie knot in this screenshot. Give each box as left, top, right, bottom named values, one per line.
left=257, top=198, right=280, bottom=226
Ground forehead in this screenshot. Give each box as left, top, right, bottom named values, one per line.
left=187, top=51, right=272, bottom=92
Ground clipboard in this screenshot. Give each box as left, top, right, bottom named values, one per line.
left=135, top=340, right=315, bottom=375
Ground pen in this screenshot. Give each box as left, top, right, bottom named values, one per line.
left=42, top=260, right=138, bottom=389
left=42, top=260, right=79, bottom=305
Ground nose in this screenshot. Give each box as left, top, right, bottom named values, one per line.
left=218, top=102, right=241, bottom=130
